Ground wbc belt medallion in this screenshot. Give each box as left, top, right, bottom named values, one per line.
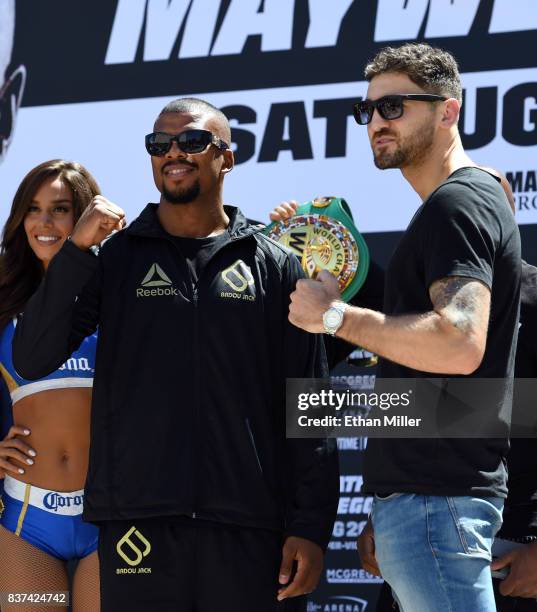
left=264, top=197, right=369, bottom=302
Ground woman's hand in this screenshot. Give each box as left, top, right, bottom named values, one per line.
left=0, top=426, right=36, bottom=478
left=269, top=200, right=299, bottom=222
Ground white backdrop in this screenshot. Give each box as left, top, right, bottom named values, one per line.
left=1, top=66, right=536, bottom=232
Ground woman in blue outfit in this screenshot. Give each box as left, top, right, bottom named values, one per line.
left=0, top=160, right=108, bottom=611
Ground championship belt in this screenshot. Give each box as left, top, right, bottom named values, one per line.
left=264, top=196, right=369, bottom=302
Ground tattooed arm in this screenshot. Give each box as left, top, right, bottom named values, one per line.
left=327, top=276, right=491, bottom=374
left=428, top=276, right=490, bottom=338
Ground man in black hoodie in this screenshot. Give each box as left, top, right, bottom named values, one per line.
left=13, top=98, right=339, bottom=612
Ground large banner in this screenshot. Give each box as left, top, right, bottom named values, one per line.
left=1, top=0, right=536, bottom=232
left=1, top=2, right=536, bottom=610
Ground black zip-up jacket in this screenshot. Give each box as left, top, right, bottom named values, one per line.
left=13, top=204, right=339, bottom=549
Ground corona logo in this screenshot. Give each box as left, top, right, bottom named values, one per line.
left=116, top=526, right=151, bottom=567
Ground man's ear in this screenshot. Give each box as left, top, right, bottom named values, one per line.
left=0, top=64, right=26, bottom=161
left=221, top=148, right=234, bottom=175
left=439, top=97, right=460, bottom=130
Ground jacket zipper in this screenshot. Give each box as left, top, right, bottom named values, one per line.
left=166, top=231, right=254, bottom=521
left=163, top=238, right=200, bottom=520
left=192, top=285, right=199, bottom=519
left=189, top=234, right=254, bottom=518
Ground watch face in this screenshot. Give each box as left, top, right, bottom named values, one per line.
left=325, top=309, right=341, bottom=328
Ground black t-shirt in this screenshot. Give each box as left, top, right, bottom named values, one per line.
left=172, top=232, right=229, bottom=282
left=364, top=167, right=521, bottom=498
left=499, top=261, right=537, bottom=536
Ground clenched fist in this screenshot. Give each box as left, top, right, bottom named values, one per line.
left=71, top=196, right=126, bottom=250
left=289, top=270, right=341, bottom=333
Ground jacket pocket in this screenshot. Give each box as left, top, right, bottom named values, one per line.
left=245, top=418, right=263, bottom=475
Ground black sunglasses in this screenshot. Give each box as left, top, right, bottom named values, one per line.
left=145, top=129, right=229, bottom=156
left=352, top=94, right=447, bottom=125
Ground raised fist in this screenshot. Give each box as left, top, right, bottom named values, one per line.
left=71, top=196, right=126, bottom=250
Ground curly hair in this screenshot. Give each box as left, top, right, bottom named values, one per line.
left=364, top=43, right=462, bottom=104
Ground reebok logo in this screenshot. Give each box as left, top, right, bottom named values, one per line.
left=136, top=263, right=179, bottom=297
left=141, top=263, right=172, bottom=287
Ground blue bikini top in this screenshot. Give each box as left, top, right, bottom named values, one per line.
left=0, top=318, right=97, bottom=405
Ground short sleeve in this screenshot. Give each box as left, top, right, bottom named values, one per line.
left=422, top=182, right=499, bottom=291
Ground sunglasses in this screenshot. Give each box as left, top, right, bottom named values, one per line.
left=145, top=129, right=229, bottom=156
left=352, top=94, right=447, bottom=125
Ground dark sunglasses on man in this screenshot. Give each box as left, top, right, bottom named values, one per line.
left=145, top=129, right=229, bottom=156
left=352, top=94, right=447, bottom=125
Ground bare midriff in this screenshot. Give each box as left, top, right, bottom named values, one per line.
left=11, top=387, right=92, bottom=492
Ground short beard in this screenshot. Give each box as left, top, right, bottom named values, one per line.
left=162, top=180, right=200, bottom=205
left=373, top=122, right=435, bottom=170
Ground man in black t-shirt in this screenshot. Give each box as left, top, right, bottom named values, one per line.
left=371, top=175, right=537, bottom=610
left=287, top=43, right=521, bottom=611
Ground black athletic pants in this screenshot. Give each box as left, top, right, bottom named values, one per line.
left=98, top=517, right=307, bottom=612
